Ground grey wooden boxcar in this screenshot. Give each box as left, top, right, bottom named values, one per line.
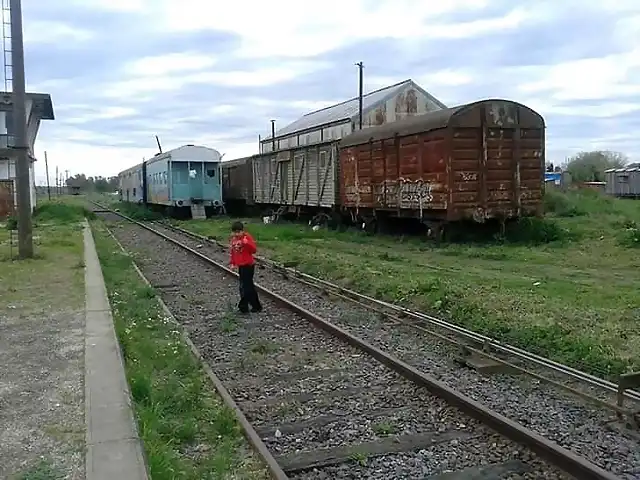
left=252, top=140, right=340, bottom=219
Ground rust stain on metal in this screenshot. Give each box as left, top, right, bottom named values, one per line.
left=339, top=99, right=545, bottom=223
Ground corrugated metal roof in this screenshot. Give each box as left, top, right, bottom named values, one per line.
left=267, top=79, right=447, bottom=139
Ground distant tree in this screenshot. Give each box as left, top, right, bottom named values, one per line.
left=66, top=173, right=119, bottom=193
left=564, top=150, right=628, bottom=182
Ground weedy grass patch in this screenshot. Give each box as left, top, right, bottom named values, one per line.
left=91, top=221, right=269, bottom=480
left=178, top=190, right=640, bottom=380
left=0, top=199, right=86, bottom=313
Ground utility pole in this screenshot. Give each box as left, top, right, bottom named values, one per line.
left=355, top=61, right=364, bottom=130
left=10, top=0, right=32, bottom=258
left=55, top=165, right=58, bottom=195
left=270, top=119, right=276, bottom=152
left=64, top=169, right=69, bottom=194
left=44, top=150, right=50, bottom=200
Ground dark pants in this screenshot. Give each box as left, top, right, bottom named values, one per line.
left=238, top=264, right=261, bottom=313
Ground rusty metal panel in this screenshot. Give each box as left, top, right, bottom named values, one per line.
left=340, top=131, right=448, bottom=213
left=0, top=179, right=14, bottom=218
left=339, top=99, right=545, bottom=222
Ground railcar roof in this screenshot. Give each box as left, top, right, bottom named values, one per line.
left=340, top=98, right=544, bottom=147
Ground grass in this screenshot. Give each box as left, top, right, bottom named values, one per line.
left=0, top=199, right=88, bottom=313
left=174, top=189, right=640, bottom=381
left=14, top=459, right=64, bottom=480
left=90, top=220, right=269, bottom=480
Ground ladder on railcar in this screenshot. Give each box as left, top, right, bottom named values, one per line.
left=1, top=0, right=11, bottom=92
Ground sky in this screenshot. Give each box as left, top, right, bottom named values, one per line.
left=21, top=0, right=640, bottom=184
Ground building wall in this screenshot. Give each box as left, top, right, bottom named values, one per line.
left=260, top=84, right=443, bottom=154
left=361, top=83, right=442, bottom=127
left=0, top=158, right=37, bottom=212
left=0, top=98, right=43, bottom=156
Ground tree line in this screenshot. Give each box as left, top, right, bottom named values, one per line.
left=65, top=174, right=119, bottom=193
left=548, top=150, right=635, bottom=183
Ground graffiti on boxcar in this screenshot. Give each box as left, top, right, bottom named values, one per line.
left=460, top=172, right=478, bottom=182
left=374, top=179, right=397, bottom=205
left=487, top=103, right=516, bottom=126
left=344, top=184, right=372, bottom=203
left=399, top=178, right=434, bottom=207
left=373, top=178, right=435, bottom=209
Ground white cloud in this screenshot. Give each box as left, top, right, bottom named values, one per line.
left=517, top=48, right=640, bottom=101
left=136, top=0, right=520, bottom=58
left=68, top=0, right=147, bottom=11
left=127, top=53, right=217, bottom=76
left=25, top=21, right=93, bottom=44
left=25, top=0, right=640, bottom=183
left=64, top=106, right=137, bottom=124
left=104, top=60, right=330, bottom=98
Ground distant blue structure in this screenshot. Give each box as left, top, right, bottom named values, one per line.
left=545, top=172, right=562, bottom=185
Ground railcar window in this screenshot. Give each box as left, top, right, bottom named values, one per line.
left=206, top=169, right=216, bottom=177
left=133, top=188, right=136, bottom=196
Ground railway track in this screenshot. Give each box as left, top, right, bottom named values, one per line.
left=92, top=204, right=625, bottom=479
left=156, top=220, right=640, bottom=411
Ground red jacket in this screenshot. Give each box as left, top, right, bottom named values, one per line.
left=229, top=232, right=257, bottom=267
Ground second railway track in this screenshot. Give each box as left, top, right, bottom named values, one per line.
left=93, top=205, right=629, bottom=479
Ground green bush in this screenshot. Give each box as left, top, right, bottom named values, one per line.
left=5, top=215, right=17, bottom=230
left=33, top=202, right=94, bottom=223
left=543, top=189, right=584, bottom=217
left=503, top=216, right=571, bottom=245
left=617, top=220, right=640, bottom=247
left=543, top=188, right=625, bottom=219
left=117, top=203, right=163, bottom=221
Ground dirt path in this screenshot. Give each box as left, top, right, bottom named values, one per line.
left=0, top=222, right=86, bottom=479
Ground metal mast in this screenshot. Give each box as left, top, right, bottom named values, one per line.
left=7, top=0, right=32, bottom=257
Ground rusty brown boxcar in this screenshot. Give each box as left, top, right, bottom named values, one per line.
left=338, top=99, right=545, bottom=232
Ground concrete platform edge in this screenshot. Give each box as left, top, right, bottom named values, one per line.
left=83, top=221, right=149, bottom=480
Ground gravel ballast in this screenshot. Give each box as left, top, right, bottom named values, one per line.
left=149, top=221, right=640, bottom=480
left=105, top=218, right=572, bottom=479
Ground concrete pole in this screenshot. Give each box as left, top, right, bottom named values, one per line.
left=10, top=0, right=32, bottom=258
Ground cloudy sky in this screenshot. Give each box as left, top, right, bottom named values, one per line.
left=23, top=0, right=640, bottom=184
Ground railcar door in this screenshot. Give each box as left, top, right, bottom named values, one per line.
left=280, top=160, right=290, bottom=203
left=188, top=162, right=204, bottom=200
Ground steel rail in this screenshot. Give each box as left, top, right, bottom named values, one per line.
left=160, top=221, right=640, bottom=407
left=103, top=223, right=288, bottom=480
left=94, top=204, right=622, bottom=480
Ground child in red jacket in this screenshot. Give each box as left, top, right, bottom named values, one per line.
left=229, top=221, right=262, bottom=313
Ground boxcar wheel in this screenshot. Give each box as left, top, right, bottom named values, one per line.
left=328, top=212, right=342, bottom=231
left=363, top=217, right=377, bottom=235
